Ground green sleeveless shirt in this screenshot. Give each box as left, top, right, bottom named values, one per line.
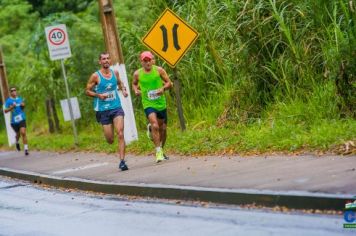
left=138, top=65, right=167, bottom=110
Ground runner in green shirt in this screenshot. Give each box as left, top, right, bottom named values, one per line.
left=132, top=51, right=172, bottom=163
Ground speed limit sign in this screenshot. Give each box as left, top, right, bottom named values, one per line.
left=45, top=24, right=72, bottom=60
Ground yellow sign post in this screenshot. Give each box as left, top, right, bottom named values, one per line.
left=142, top=8, right=199, bottom=68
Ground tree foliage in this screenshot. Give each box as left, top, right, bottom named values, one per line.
left=0, top=0, right=355, bottom=134
left=27, top=0, right=94, bottom=17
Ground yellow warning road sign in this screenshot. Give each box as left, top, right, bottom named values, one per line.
left=142, top=8, right=199, bottom=68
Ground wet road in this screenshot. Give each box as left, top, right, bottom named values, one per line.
left=0, top=178, right=351, bottom=236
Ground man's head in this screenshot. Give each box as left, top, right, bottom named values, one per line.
left=99, top=52, right=111, bottom=69
left=9, top=86, right=17, bottom=97
left=140, top=51, right=155, bottom=71
left=140, top=51, right=154, bottom=61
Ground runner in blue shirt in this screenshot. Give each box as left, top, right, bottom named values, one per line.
left=4, top=87, right=29, bottom=155
left=86, top=52, right=129, bottom=171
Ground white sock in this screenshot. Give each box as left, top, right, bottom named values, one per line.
left=156, top=147, right=161, bottom=152
left=24, top=144, right=28, bottom=150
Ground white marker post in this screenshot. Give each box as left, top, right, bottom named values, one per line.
left=2, top=106, right=16, bottom=146
left=45, top=24, right=78, bottom=145
left=112, top=64, right=138, bottom=144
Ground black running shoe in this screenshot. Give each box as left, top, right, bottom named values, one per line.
left=25, top=150, right=29, bottom=156
left=163, top=153, right=169, bottom=160
left=16, top=143, right=21, bottom=151
left=119, top=160, right=128, bottom=171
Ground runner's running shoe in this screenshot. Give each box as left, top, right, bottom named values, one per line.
left=119, top=160, right=128, bottom=171
left=156, top=150, right=164, bottom=163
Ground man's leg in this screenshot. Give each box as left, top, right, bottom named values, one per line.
left=20, top=127, right=27, bottom=145
left=113, top=115, right=128, bottom=171
left=11, top=124, right=21, bottom=151
left=113, top=116, right=125, bottom=160
left=97, top=110, right=114, bottom=144
left=158, top=120, right=170, bottom=160
left=148, top=113, right=164, bottom=162
left=158, top=120, right=169, bottom=160
left=158, top=120, right=167, bottom=148
left=15, top=132, right=20, bottom=143
left=20, top=127, right=29, bottom=155
left=102, top=124, right=114, bottom=144
left=148, top=113, right=161, bottom=148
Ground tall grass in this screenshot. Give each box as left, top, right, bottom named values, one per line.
left=1, top=0, right=354, bottom=153
left=143, top=0, right=355, bottom=127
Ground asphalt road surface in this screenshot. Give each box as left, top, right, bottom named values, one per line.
left=0, top=177, right=352, bottom=236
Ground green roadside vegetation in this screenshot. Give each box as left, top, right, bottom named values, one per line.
left=0, top=0, right=355, bottom=156
left=1, top=115, right=354, bottom=155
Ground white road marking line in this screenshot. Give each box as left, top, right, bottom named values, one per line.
left=52, top=162, right=109, bottom=174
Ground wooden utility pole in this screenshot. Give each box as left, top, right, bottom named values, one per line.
left=98, top=0, right=124, bottom=64
left=97, top=0, right=139, bottom=143
left=0, top=46, right=9, bottom=103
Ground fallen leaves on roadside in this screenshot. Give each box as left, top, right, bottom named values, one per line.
left=335, top=140, right=356, bottom=155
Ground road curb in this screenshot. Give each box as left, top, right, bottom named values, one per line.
left=0, top=167, right=353, bottom=211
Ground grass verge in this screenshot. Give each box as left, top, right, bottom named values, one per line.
left=0, top=118, right=354, bottom=156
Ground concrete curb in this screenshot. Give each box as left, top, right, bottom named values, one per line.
left=0, top=167, right=353, bottom=211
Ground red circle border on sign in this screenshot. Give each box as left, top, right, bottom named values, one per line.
left=48, top=28, right=66, bottom=46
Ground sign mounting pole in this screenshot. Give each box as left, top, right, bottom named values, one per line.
left=172, top=68, right=186, bottom=130
left=61, top=59, right=78, bottom=145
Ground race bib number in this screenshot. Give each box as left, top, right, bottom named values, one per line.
left=104, top=91, right=116, bottom=101
left=14, top=114, right=23, bottom=123
left=148, top=90, right=161, bottom=100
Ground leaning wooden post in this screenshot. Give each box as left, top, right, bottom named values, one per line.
left=0, top=46, right=10, bottom=103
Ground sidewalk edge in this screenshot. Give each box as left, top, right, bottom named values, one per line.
left=0, top=167, right=352, bottom=211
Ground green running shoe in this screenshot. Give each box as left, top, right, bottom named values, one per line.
left=156, top=150, right=164, bottom=163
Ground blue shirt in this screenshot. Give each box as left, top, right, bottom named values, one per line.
left=93, top=69, right=122, bottom=111
left=5, top=96, right=26, bottom=124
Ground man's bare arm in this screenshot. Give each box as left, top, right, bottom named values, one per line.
left=132, top=70, right=141, bottom=96
left=156, top=67, right=172, bottom=95
left=114, top=71, right=128, bottom=97
left=4, top=103, right=15, bottom=113
left=86, top=73, right=107, bottom=100
left=114, top=71, right=126, bottom=90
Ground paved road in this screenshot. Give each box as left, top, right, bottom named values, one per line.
left=0, top=177, right=352, bottom=236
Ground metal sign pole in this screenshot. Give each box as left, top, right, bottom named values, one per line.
left=61, top=59, right=78, bottom=145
